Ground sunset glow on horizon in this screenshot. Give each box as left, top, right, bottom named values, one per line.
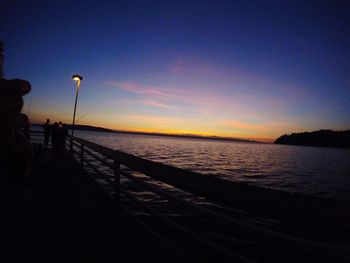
left=2, top=1, right=349, bottom=142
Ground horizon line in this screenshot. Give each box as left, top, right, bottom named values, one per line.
left=31, top=123, right=270, bottom=143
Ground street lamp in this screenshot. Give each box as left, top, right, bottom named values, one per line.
left=71, top=74, right=83, bottom=137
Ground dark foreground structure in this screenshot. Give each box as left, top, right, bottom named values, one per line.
left=275, top=130, right=350, bottom=149
left=2, top=143, right=187, bottom=263
left=3, top=131, right=350, bottom=263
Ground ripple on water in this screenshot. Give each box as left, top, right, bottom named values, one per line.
left=75, top=130, right=350, bottom=200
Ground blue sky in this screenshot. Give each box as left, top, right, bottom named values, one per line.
left=1, top=0, right=349, bottom=141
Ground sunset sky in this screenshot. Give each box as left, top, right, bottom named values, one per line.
left=1, top=0, right=349, bottom=142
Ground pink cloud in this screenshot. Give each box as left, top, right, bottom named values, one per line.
left=107, top=80, right=232, bottom=105
left=112, top=98, right=181, bottom=111
left=123, top=114, right=186, bottom=126
left=106, top=81, right=172, bottom=97
left=143, top=100, right=181, bottom=110
left=106, top=80, right=289, bottom=120
left=106, top=80, right=195, bottom=99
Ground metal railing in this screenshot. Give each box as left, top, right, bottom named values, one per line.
left=30, top=130, right=350, bottom=262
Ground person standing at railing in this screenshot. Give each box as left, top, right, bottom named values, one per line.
left=51, top=122, right=59, bottom=154
left=56, top=121, right=68, bottom=153
left=43, top=118, right=51, bottom=147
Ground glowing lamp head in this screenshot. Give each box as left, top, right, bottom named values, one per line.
left=72, top=74, right=83, bottom=81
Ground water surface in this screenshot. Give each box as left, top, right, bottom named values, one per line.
left=72, top=130, right=350, bottom=200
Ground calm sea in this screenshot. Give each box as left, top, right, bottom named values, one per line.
left=68, top=130, right=350, bottom=201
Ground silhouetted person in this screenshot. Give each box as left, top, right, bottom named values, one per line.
left=56, top=121, right=68, bottom=153
left=51, top=122, right=59, bottom=153
left=43, top=118, right=51, bottom=147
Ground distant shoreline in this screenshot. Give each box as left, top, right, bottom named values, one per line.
left=274, top=130, right=350, bottom=149
left=32, top=123, right=262, bottom=144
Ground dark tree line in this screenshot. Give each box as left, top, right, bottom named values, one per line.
left=274, top=130, right=350, bottom=149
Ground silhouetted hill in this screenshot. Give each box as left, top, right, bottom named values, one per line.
left=274, top=130, right=350, bottom=149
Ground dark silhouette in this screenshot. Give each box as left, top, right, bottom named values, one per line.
left=51, top=122, right=59, bottom=152
left=32, top=123, right=258, bottom=143
left=0, top=40, right=31, bottom=189
left=8, top=130, right=31, bottom=186
left=274, top=129, right=350, bottom=148
left=43, top=118, right=51, bottom=147
left=52, top=121, right=69, bottom=154
left=0, top=40, right=33, bottom=263
left=57, top=121, right=68, bottom=152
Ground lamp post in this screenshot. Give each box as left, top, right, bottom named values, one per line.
left=71, top=74, right=83, bottom=137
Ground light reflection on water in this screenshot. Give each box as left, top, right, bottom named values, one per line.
left=75, top=130, right=350, bottom=200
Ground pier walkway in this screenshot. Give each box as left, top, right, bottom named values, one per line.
left=3, top=131, right=350, bottom=263
left=2, top=149, right=188, bottom=263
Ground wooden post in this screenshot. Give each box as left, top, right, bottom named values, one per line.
left=114, top=160, right=120, bottom=201
left=80, top=143, right=84, bottom=167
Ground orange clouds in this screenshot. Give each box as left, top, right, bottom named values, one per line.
left=219, top=118, right=302, bottom=140
left=101, top=57, right=313, bottom=141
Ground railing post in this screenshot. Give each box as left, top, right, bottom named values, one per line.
left=80, top=143, right=84, bottom=167
left=114, top=160, right=120, bottom=201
